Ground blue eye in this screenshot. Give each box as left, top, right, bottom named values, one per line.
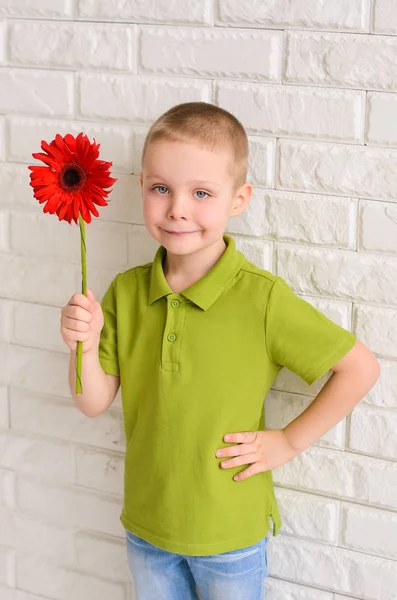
left=153, top=186, right=168, bottom=194
left=195, top=190, right=208, bottom=199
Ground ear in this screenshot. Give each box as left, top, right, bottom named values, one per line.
left=230, top=182, right=252, bottom=217
left=140, top=171, right=143, bottom=188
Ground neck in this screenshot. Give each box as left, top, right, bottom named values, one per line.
left=163, top=237, right=227, bottom=286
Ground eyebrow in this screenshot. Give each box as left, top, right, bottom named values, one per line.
left=146, top=175, right=221, bottom=188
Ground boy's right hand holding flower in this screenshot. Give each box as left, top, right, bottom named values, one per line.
left=60, top=288, right=119, bottom=416
left=60, top=288, right=104, bottom=354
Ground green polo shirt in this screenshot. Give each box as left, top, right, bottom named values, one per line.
left=98, top=233, right=357, bottom=556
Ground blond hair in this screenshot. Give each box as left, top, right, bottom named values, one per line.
left=141, top=102, right=248, bottom=192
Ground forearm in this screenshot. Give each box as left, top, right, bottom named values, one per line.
left=68, top=347, right=112, bottom=417
left=283, top=365, right=380, bottom=453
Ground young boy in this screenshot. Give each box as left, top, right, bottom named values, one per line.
left=60, top=102, right=380, bottom=600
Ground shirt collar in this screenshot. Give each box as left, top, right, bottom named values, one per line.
left=148, top=234, right=246, bottom=311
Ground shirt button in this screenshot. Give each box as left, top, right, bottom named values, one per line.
left=171, top=300, right=180, bottom=308
left=167, top=333, right=176, bottom=342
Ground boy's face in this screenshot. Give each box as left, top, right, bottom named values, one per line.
left=140, top=139, right=251, bottom=257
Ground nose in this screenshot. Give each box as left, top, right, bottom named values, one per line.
left=166, top=194, right=187, bottom=220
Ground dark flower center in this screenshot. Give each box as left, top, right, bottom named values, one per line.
left=59, top=162, right=87, bottom=192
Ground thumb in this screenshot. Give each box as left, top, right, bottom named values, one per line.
left=86, top=288, right=98, bottom=307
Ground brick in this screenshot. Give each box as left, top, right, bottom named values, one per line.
left=99, top=175, right=144, bottom=225
left=273, top=445, right=397, bottom=510
left=228, top=189, right=356, bottom=249
left=12, top=301, right=66, bottom=353
left=216, top=82, right=364, bottom=142
left=0, top=21, right=4, bottom=65
left=9, top=21, right=135, bottom=72
left=340, top=502, right=397, bottom=560
left=8, top=117, right=134, bottom=173
left=359, top=199, right=397, bottom=254
left=216, top=0, right=369, bottom=32
left=0, top=211, right=8, bottom=253
left=0, top=546, right=14, bottom=586
left=365, top=359, right=397, bottom=409
left=0, top=585, right=49, bottom=600
left=285, top=31, right=397, bottom=91
left=355, top=304, right=397, bottom=359
left=0, top=431, right=73, bottom=483
left=0, top=68, right=73, bottom=117
left=270, top=536, right=397, bottom=598
left=372, top=0, right=397, bottom=34
left=0, top=468, right=15, bottom=508
left=367, top=92, right=397, bottom=146
left=264, top=577, right=332, bottom=600
left=0, top=299, right=13, bottom=343
left=266, top=390, right=345, bottom=449
left=0, top=343, right=69, bottom=398
left=0, top=507, right=73, bottom=565
left=0, top=0, right=72, bottom=18
left=15, top=476, right=123, bottom=537
left=349, top=403, right=397, bottom=460
left=276, top=243, right=397, bottom=307
left=275, top=488, right=339, bottom=543
left=75, top=532, right=130, bottom=580
left=246, top=137, right=276, bottom=188
left=0, top=386, right=8, bottom=429
left=75, top=446, right=124, bottom=494
left=0, top=254, right=77, bottom=306
left=233, top=236, right=273, bottom=271
left=78, top=0, right=212, bottom=25
left=79, top=73, right=210, bottom=122
left=16, top=555, right=127, bottom=600
left=0, top=115, right=5, bottom=160
left=10, top=389, right=125, bottom=452
left=278, top=139, right=397, bottom=201
left=9, top=212, right=130, bottom=270
left=0, top=164, right=36, bottom=209
left=140, top=27, right=282, bottom=82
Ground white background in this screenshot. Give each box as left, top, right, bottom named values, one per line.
left=0, top=1, right=397, bottom=599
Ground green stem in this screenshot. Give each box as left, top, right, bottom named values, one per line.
left=76, top=214, right=87, bottom=395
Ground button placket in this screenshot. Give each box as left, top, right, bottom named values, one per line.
left=161, top=295, right=184, bottom=371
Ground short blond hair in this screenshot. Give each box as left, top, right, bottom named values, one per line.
left=141, top=102, right=248, bottom=192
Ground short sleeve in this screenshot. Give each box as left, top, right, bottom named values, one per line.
left=265, top=277, right=357, bottom=385
left=98, top=275, right=120, bottom=376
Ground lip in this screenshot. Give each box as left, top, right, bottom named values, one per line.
left=164, top=230, right=197, bottom=236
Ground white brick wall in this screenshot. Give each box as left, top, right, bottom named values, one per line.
left=0, top=2, right=395, bottom=599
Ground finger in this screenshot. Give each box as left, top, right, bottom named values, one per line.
left=224, top=431, right=257, bottom=444
left=68, top=293, right=94, bottom=312
left=234, top=462, right=264, bottom=482
left=220, top=452, right=258, bottom=469
left=60, top=327, right=89, bottom=343
left=62, top=305, right=92, bottom=322
left=216, top=443, right=257, bottom=458
left=86, top=288, right=97, bottom=305
left=62, top=316, right=90, bottom=332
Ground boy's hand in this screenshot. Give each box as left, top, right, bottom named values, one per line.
left=215, top=429, right=298, bottom=481
left=60, top=288, right=104, bottom=353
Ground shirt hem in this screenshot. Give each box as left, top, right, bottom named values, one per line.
left=120, top=512, right=273, bottom=556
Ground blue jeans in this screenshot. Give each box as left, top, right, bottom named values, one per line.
left=125, top=530, right=269, bottom=600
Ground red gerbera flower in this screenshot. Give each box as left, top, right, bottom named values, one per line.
left=28, top=132, right=117, bottom=224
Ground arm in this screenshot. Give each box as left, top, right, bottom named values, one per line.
left=282, top=339, right=380, bottom=452
left=216, top=340, right=381, bottom=480
left=61, top=288, right=120, bottom=418
left=68, top=349, right=120, bottom=418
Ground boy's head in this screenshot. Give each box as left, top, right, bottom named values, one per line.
left=140, top=102, right=252, bottom=258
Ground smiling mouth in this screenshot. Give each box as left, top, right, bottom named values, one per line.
left=164, top=230, right=197, bottom=235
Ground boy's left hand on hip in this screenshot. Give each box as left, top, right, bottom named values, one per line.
left=215, top=430, right=297, bottom=481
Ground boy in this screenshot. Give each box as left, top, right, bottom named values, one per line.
left=60, top=102, right=380, bottom=600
